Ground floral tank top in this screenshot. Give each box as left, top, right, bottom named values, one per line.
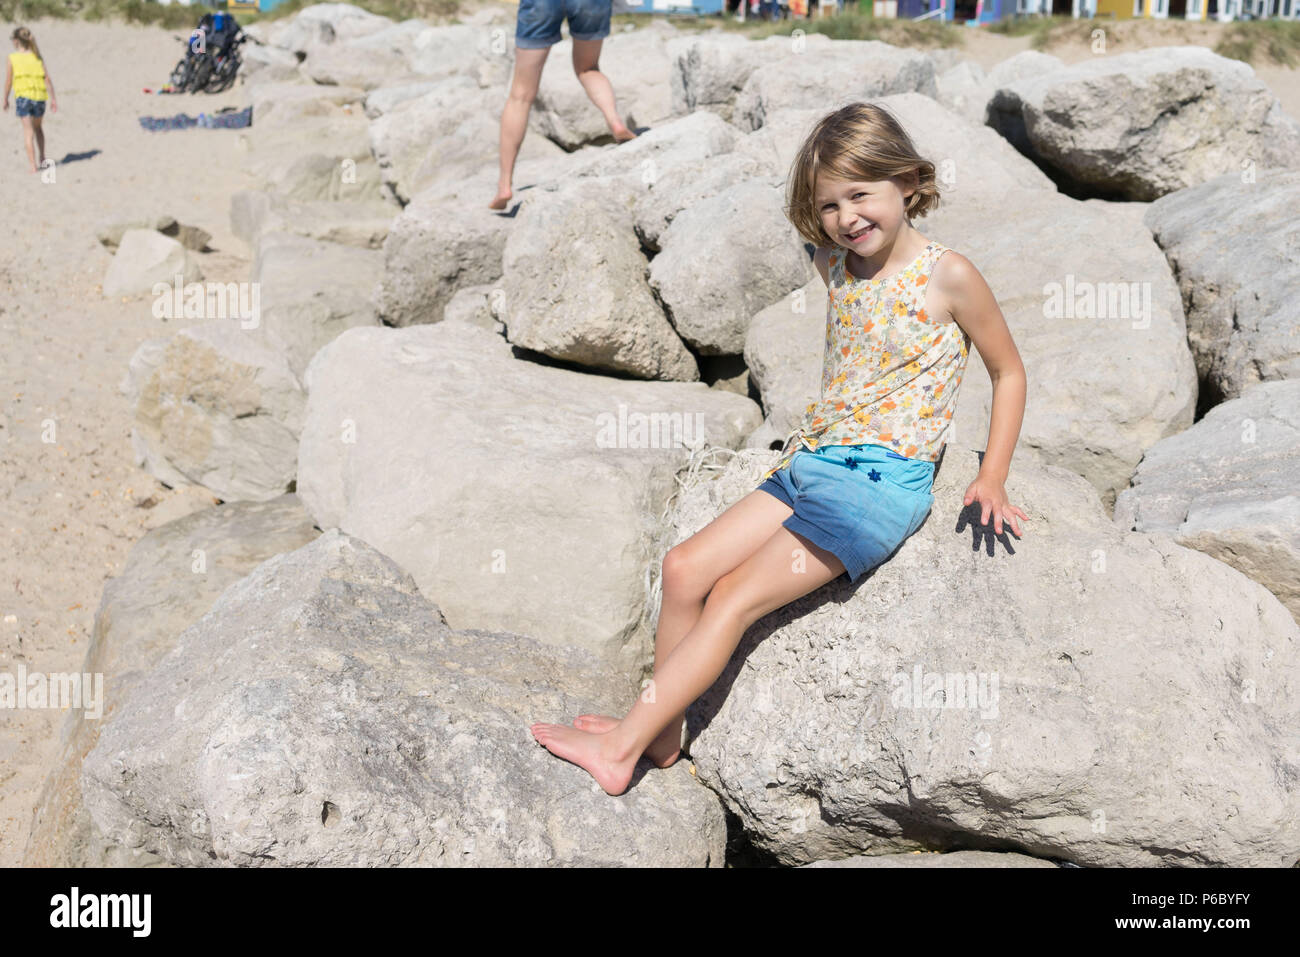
left=761, top=239, right=970, bottom=482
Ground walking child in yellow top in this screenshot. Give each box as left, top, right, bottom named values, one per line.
left=5, top=26, right=57, bottom=173
left=528, top=102, right=1029, bottom=796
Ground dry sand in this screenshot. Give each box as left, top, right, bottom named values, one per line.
left=1, top=8, right=1295, bottom=867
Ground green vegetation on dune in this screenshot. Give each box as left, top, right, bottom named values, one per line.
left=0, top=0, right=461, bottom=28
left=1216, top=18, right=1300, bottom=66
left=2, top=0, right=1298, bottom=67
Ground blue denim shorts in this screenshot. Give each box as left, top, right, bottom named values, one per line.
left=516, top=0, right=611, bottom=49
left=757, top=443, right=936, bottom=582
left=15, top=96, right=46, bottom=118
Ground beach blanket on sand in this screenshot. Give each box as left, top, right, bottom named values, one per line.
left=139, top=105, right=252, bottom=131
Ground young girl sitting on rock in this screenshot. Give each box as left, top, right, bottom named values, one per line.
left=530, top=101, right=1029, bottom=796
left=4, top=26, right=56, bottom=173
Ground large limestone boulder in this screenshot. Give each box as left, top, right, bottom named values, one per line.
left=247, top=82, right=368, bottom=131
left=96, top=212, right=210, bottom=252
left=267, top=3, right=392, bottom=53
left=986, top=46, right=1300, bottom=201
left=295, top=322, right=763, bottom=672
left=934, top=60, right=990, bottom=126
left=250, top=232, right=383, bottom=377
left=23, top=496, right=321, bottom=867
left=1143, top=168, right=1300, bottom=404
left=670, top=447, right=1300, bottom=867
left=531, top=26, right=675, bottom=150
left=805, top=850, right=1059, bottom=868
left=500, top=182, right=698, bottom=380
left=1114, top=380, right=1300, bottom=624
left=374, top=190, right=512, bottom=327
left=81, top=530, right=728, bottom=867
left=732, top=39, right=937, bottom=132
left=230, top=191, right=397, bottom=250
left=923, top=187, right=1197, bottom=510
left=296, top=40, right=418, bottom=90
left=563, top=107, right=743, bottom=181
left=122, top=321, right=306, bottom=503
left=404, top=21, right=514, bottom=87
left=668, top=32, right=810, bottom=123
left=102, top=229, right=201, bottom=299
left=368, top=75, right=564, bottom=205
left=362, top=80, right=441, bottom=119
left=743, top=276, right=825, bottom=447
left=634, top=151, right=780, bottom=251
left=649, top=178, right=814, bottom=356
left=737, top=95, right=1055, bottom=206
left=242, top=112, right=383, bottom=204
left=240, top=42, right=300, bottom=84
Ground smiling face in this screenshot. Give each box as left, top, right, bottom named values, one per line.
left=815, top=174, right=917, bottom=254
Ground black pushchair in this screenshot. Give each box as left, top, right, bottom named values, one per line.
left=169, top=12, right=247, bottom=94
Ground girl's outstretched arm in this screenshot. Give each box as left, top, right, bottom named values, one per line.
left=935, top=251, right=1029, bottom=537
left=3, top=60, right=12, bottom=109
left=44, top=66, right=55, bottom=110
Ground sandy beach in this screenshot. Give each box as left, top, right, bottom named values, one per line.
left=1, top=8, right=1297, bottom=866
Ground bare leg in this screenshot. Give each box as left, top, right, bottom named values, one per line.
left=571, top=38, right=635, bottom=142
left=531, top=523, right=845, bottom=795
left=20, top=116, right=37, bottom=172
left=575, top=489, right=796, bottom=765
left=32, top=115, right=45, bottom=166
left=490, top=46, right=551, bottom=210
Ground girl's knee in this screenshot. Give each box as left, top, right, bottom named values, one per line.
left=660, top=543, right=714, bottom=603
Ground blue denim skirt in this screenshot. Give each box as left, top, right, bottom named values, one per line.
left=15, top=96, right=46, bottom=118
left=515, top=0, right=611, bottom=49
left=756, top=442, right=936, bottom=582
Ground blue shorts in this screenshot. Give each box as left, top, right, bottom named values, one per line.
left=757, top=443, right=936, bottom=583
left=516, top=0, right=611, bottom=49
left=15, top=96, right=46, bottom=118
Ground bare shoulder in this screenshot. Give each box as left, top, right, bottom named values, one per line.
left=929, top=249, right=985, bottom=324
left=812, top=246, right=832, bottom=288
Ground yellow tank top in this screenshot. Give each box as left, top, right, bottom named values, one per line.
left=9, top=51, right=47, bottom=101
left=762, top=240, right=971, bottom=482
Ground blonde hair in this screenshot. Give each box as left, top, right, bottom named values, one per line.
left=784, top=102, right=941, bottom=249
left=11, top=26, right=42, bottom=63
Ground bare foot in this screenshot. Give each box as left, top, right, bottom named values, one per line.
left=573, top=714, right=680, bottom=768
left=613, top=127, right=637, bottom=143
left=529, top=722, right=638, bottom=795
left=488, top=188, right=511, bottom=210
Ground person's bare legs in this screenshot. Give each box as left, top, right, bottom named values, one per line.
left=531, top=521, right=845, bottom=795
left=32, top=115, right=45, bottom=167
left=571, top=38, right=635, bottom=142
left=20, top=116, right=37, bottom=173
left=573, top=489, right=795, bottom=766
left=490, top=46, right=551, bottom=210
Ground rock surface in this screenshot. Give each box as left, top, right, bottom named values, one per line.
left=295, top=321, right=762, bottom=672
left=23, top=496, right=320, bottom=867
left=803, top=849, right=1060, bottom=868
left=1114, top=380, right=1300, bottom=623
left=1143, top=167, right=1300, bottom=403
left=670, top=447, right=1300, bottom=867
left=102, top=229, right=201, bottom=299
left=987, top=46, right=1300, bottom=200
left=122, top=321, right=306, bottom=503
left=81, top=530, right=728, bottom=867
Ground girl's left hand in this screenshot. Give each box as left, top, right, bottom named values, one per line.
left=963, top=474, right=1028, bottom=537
